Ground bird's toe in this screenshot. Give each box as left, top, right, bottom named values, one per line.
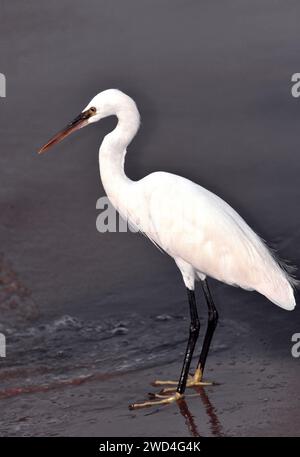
left=129, top=392, right=183, bottom=410
left=151, top=379, right=178, bottom=387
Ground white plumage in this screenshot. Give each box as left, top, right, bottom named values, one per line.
left=90, top=89, right=296, bottom=311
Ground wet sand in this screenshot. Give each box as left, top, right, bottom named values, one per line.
left=1, top=269, right=300, bottom=436
left=1, top=337, right=300, bottom=437
left=2, top=359, right=300, bottom=437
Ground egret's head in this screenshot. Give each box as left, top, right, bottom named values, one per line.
left=38, top=89, right=136, bottom=154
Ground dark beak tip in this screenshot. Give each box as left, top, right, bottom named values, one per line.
left=37, top=108, right=93, bottom=156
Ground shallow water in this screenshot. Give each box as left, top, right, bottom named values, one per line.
left=1, top=236, right=300, bottom=436
left=0, top=311, right=234, bottom=396
left=1, top=295, right=300, bottom=437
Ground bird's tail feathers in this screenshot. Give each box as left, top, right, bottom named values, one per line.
left=247, top=232, right=298, bottom=310
left=257, top=253, right=298, bottom=311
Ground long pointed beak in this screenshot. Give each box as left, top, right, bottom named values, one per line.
left=38, top=107, right=95, bottom=154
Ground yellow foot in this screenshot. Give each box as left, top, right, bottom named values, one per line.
left=129, top=391, right=183, bottom=410
left=152, top=367, right=213, bottom=393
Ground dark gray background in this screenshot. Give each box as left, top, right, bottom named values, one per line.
left=0, top=0, right=300, bottom=320
left=1, top=0, right=300, bottom=438
left=0, top=0, right=299, bottom=319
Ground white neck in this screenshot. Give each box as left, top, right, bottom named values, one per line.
left=99, top=100, right=140, bottom=213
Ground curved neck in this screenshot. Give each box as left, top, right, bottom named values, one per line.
left=99, top=102, right=140, bottom=211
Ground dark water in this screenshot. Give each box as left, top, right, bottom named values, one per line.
left=0, top=308, right=235, bottom=397
left=0, top=1, right=300, bottom=320
left=1, top=304, right=300, bottom=437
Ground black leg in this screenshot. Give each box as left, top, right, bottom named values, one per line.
left=176, top=288, right=200, bottom=395
left=196, top=279, right=218, bottom=377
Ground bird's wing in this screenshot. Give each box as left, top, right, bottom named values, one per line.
left=135, top=172, right=296, bottom=309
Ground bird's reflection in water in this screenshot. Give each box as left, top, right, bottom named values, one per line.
left=177, top=387, right=223, bottom=437
left=178, top=398, right=200, bottom=437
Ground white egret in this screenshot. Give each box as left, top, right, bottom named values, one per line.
left=39, top=89, right=297, bottom=409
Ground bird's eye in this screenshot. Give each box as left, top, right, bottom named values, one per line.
left=90, top=107, right=96, bottom=114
